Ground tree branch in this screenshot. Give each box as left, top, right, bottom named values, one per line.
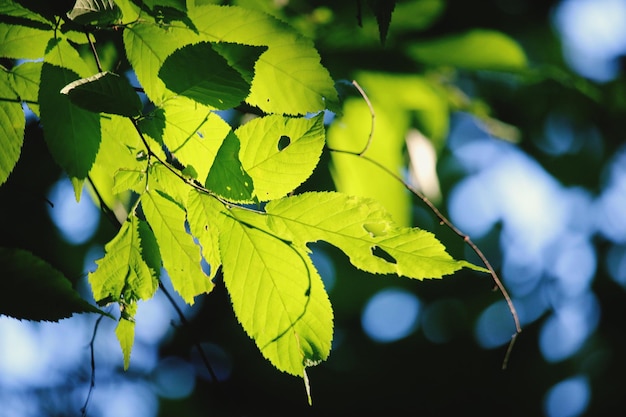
left=327, top=79, right=522, bottom=369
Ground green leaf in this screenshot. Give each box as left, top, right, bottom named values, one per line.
left=365, top=0, right=397, bottom=44
left=88, top=214, right=160, bottom=305
left=10, top=61, right=42, bottom=117
left=112, top=169, right=146, bottom=194
left=0, top=70, right=25, bottom=186
left=236, top=192, right=484, bottom=278
left=39, top=63, right=101, bottom=179
left=143, top=0, right=187, bottom=13
left=123, top=21, right=199, bottom=104
left=189, top=5, right=338, bottom=115
left=141, top=190, right=213, bottom=304
left=140, top=96, right=231, bottom=184
left=67, top=0, right=122, bottom=26
left=60, top=71, right=143, bottom=117
left=186, top=190, right=224, bottom=281
left=218, top=212, right=333, bottom=378
left=159, top=42, right=251, bottom=110
left=237, top=113, right=325, bottom=201
left=0, top=0, right=52, bottom=25
left=211, top=42, right=268, bottom=84
left=0, top=21, right=52, bottom=59
left=205, top=131, right=255, bottom=202
left=407, top=29, right=528, bottom=71
left=116, top=314, right=136, bottom=370
left=0, top=247, right=108, bottom=321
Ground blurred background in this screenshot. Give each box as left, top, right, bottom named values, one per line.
left=1, top=0, right=626, bottom=416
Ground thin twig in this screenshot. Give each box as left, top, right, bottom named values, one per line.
left=81, top=314, right=105, bottom=417
left=86, top=32, right=103, bottom=73
left=328, top=79, right=522, bottom=369
left=87, top=175, right=122, bottom=228
left=351, top=80, right=375, bottom=156
left=158, top=281, right=220, bottom=383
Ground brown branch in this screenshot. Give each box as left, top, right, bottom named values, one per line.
left=328, top=79, right=522, bottom=369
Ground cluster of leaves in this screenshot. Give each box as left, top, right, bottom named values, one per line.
left=0, top=0, right=483, bottom=394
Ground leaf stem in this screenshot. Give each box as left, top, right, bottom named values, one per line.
left=81, top=313, right=105, bottom=417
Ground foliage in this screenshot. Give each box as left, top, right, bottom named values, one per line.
left=0, top=0, right=492, bottom=396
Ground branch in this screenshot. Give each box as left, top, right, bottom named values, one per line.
left=328, top=79, right=522, bottom=369
left=81, top=314, right=105, bottom=417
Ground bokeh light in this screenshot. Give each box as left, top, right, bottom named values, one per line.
left=361, top=287, right=421, bottom=343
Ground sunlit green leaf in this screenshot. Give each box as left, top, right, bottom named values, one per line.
left=235, top=192, right=484, bottom=278
left=0, top=70, right=24, bottom=186
left=218, top=212, right=333, bottom=377
left=60, top=71, right=142, bottom=117
left=141, top=190, right=213, bottom=304
left=205, top=131, right=255, bottom=202
left=0, top=21, right=52, bottom=59
left=186, top=190, right=224, bottom=281
left=189, top=5, right=338, bottom=115
left=237, top=113, right=325, bottom=201
left=123, top=20, right=199, bottom=104
left=88, top=214, right=160, bottom=305
left=0, top=247, right=107, bottom=321
left=67, top=0, right=122, bottom=26
left=9, top=61, right=42, bottom=117
left=116, top=313, right=136, bottom=370
left=408, top=29, right=528, bottom=71
left=140, top=96, right=230, bottom=184
left=211, top=42, right=267, bottom=84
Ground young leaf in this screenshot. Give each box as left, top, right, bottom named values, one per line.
left=123, top=21, right=199, bottom=104
left=0, top=247, right=107, bottom=321
left=66, top=0, right=122, bottom=26
left=116, top=313, right=136, bottom=370
left=159, top=42, right=251, bottom=110
left=218, top=213, right=333, bottom=378
left=0, top=70, right=25, bottom=186
left=60, top=71, right=143, bottom=117
left=0, top=21, right=52, bottom=60
left=205, top=131, right=255, bottom=202
left=186, top=190, right=224, bottom=281
left=88, top=214, right=160, bottom=306
left=188, top=5, right=338, bottom=115
left=237, top=113, right=325, bottom=201
left=235, top=192, right=485, bottom=278
left=407, top=29, right=528, bottom=71
left=141, top=190, right=213, bottom=304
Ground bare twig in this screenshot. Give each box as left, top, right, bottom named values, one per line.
left=81, top=314, right=105, bottom=417
left=328, top=79, right=522, bottom=369
left=351, top=80, right=375, bottom=156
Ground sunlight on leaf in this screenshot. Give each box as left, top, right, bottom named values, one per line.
left=237, top=113, right=325, bottom=201
left=9, top=61, right=42, bottom=117
left=205, top=131, right=255, bottom=202
left=218, top=211, right=333, bottom=377
left=141, top=190, right=213, bottom=304
left=0, top=21, right=52, bottom=59
left=186, top=190, right=224, bottom=282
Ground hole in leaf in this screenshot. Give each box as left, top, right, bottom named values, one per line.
left=278, top=135, right=291, bottom=151
left=371, top=246, right=397, bottom=264
left=363, top=222, right=388, bottom=237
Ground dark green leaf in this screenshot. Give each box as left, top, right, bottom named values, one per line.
left=0, top=247, right=108, bottom=321
left=60, top=71, right=143, bottom=117
left=367, top=0, right=397, bottom=44
left=143, top=0, right=186, bottom=13
left=159, top=41, right=251, bottom=110
left=211, top=42, right=268, bottom=84
left=39, top=63, right=101, bottom=178
left=67, top=0, right=122, bottom=26
left=205, top=131, right=255, bottom=202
